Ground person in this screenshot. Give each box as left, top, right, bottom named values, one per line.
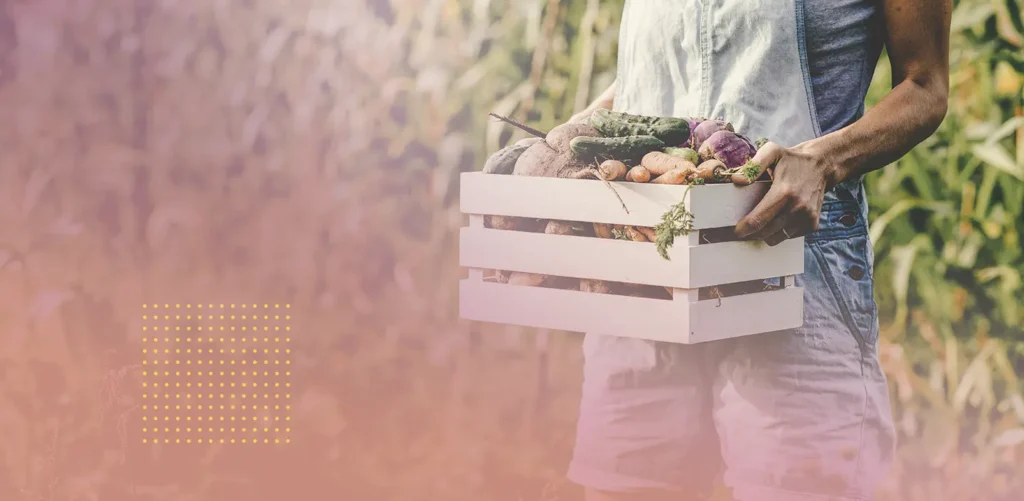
left=560, top=1, right=951, bottom=500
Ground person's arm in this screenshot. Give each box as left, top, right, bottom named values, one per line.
left=569, top=81, right=617, bottom=123
left=734, top=0, right=951, bottom=245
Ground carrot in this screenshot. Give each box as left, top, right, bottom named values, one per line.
left=693, top=159, right=729, bottom=183
left=598, top=160, right=627, bottom=181
left=593, top=223, right=615, bottom=239
left=636, top=226, right=658, bottom=242
left=641, top=151, right=697, bottom=176
left=625, top=165, right=651, bottom=183
left=625, top=226, right=648, bottom=242
left=650, top=167, right=691, bottom=185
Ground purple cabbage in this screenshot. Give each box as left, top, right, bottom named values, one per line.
left=698, top=130, right=757, bottom=169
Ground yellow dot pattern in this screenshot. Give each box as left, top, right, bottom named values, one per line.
left=141, top=303, right=292, bottom=444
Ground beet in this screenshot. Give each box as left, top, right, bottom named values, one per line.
left=698, top=130, right=757, bottom=169
left=690, top=119, right=734, bottom=149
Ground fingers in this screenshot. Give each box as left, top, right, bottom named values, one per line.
left=732, top=141, right=784, bottom=185
left=734, top=185, right=791, bottom=239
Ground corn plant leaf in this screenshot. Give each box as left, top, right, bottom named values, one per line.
left=985, top=116, right=1024, bottom=145
left=972, top=143, right=1024, bottom=180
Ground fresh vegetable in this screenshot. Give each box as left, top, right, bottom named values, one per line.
left=641, top=151, right=697, bottom=176
left=589, top=109, right=692, bottom=145
left=483, top=141, right=533, bottom=175
left=593, top=223, right=615, bottom=239
left=636, top=226, right=658, bottom=242
left=625, top=226, right=648, bottom=242
left=544, top=123, right=602, bottom=153
left=664, top=147, right=700, bottom=164
left=692, top=159, right=729, bottom=182
left=650, top=168, right=692, bottom=185
left=690, top=119, right=734, bottom=150
left=626, top=165, right=651, bottom=183
left=598, top=159, right=628, bottom=181
left=569, top=135, right=666, bottom=163
left=698, top=130, right=757, bottom=169
left=513, top=139, right=590, bottom=178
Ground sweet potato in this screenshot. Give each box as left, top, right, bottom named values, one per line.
left=641, top=151, right=696, bottom=176
left=626, top=165, right=651, bottom=183
left=650, top=168, right=692, bottom=185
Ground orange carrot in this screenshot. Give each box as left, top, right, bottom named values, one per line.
left=626, top=165, right=651, bottom=183
left=598, top=160, right=628, bottom=181
left=650, top=167, right=691, bottom=185
left=641, top=151, right=697, bottom=176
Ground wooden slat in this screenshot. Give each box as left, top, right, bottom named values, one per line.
left=459, top=280, right=691, bottom=343
left=460, top=172, right=771, bottom=229
left=459, top=280, right=805, bottom=344
left=689, top=287, right=804, bottom=343
left=459, top=227, right=805, bottom=288
left=687, top=237, right=804, bottom=287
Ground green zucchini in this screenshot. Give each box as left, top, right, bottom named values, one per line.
left=569, top=135, right=666, bottom=163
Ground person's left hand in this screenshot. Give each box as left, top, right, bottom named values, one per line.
left=731, top=141, right=840, bottom=246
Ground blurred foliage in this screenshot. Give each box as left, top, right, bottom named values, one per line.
left=0, top=0, right=1021, bottom=500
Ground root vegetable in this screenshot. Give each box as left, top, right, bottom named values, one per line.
left=593, top=223, right=615, bottom=239
left=545, top=123, right=602, bottom=153
left=636, top=226, right=658, bottom=242
left=626, top=165, right=651, bottom=183
left=486, top=216, right=546, bottom=232
left=690, top=119, right=735, bottom=149
left=641, top=151, right=697, bottom=176
left=598, top=159, right=628, bottom=181
left=650, top=167, right=693, bottom=185
left=693, top=159, right=730, bottom=183
left=483, top=142, right=533, bottom=175
left=625, top=226, right=649, bottom=242
left=545, top=220, right=577, bottom=235
left=697, top=130, right=757, bottom=169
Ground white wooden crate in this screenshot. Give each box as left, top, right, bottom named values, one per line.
left=458, top=172, right=805, bottom=344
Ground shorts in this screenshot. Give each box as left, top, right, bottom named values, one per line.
left=567, top=184, right=897, bottom=501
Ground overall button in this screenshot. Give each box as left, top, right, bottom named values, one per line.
left=839, top=212, right=857, bottom=227
left=848, top=265, right=865, bottom=280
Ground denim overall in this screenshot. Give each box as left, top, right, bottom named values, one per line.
left=567, top=1, right=897, bottom=500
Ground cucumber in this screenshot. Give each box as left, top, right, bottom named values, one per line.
left=569, top=135, right=666, bottom=163
left=589, top=109, right=691, bottom=146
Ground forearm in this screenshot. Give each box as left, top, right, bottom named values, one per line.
left=806, top=78, right=948, bottom=188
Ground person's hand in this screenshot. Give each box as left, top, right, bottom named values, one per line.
left=732, top=141, right=841, bottom=246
